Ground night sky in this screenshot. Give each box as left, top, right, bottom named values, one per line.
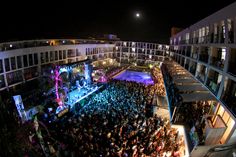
left=0, top=0, right=235, bottom=44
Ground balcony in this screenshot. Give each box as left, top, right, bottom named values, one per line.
left=6, top=70, right=23, bottom=86
left=186, top=51, right=191, bottom=57
left=228, top=61, right=236, bottom=77
left=228, top=30, right=234, bottom=43
left=206, top=69, right=222, bottom=95
left=209, top=57, right=224, bottom=70
left=0, top=75, right=5, bottom=88
left=193, top=38, right=199, bottom=44
left=220, top=33, right=225, bottom=43
left=191, top=53, right=198, bottom=60
left=213, top=34, right=219, bottom=43
left=199, top=54, right=209, bottom=63
left=196, top=73, right=205, bottom=83
left=221, top=79, right=236, bottom=115
left=185, top=64, right=189, bottom=70
left=190, top=66, right=196, bottom=75
left=209, top=33, right=214, bottom=43
left=227, top=48, right=236, bottom=76
left=206, top=78, right=220, bottom=95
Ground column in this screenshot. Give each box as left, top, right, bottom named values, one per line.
left=224, top=19, right=229, bottom=44
left=3, top=59, right=8, bottom=90
left=84, top=63, right=92, bottom=84
left=234, top=18, right=236, bottom=44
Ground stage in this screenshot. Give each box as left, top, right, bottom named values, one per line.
left=65, top=84, right=102, bottom=108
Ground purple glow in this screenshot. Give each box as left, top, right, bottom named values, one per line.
left=98, top=76, right=107, bottom=82
left=51, top=65, right=63, bottom=106
left=113, top=70, right=154, bottom=85
left=54, top=67, right=61, bottom=100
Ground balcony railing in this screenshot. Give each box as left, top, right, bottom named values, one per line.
left=196, top=73, right=205, bottom=83
left=206, top=78, right=220, bottom=95
left=190, top=66, right=196, bottom=75
left=0, top=39, right=114, bottom=52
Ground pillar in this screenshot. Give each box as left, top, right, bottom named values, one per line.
left=84, top=63, right=93, bottom=84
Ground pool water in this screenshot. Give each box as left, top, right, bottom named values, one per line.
left=113, top=70, right=154, bottom=85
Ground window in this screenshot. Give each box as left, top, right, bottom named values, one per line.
left=59, top=51, right=63, bottom=60
left=24, top=67, right=38, bottom=80
left=50, top=51, right=54, bottom=61
left=29, top=54, right=33, bottom=66
left=222, top=24, right=226, bottom=39
left=34, top=53, right=38, bottom=65
left=132, top=48, right=135, bottom=52
left=41, top=52, right=45, bottom=63
left=6, top=70, right=23, bottom=85
left=4, top=58, right=10, bottom=71
left=221, top=48, right=226, bottom=60
left=45, top=52, right=49, bottom=62
left=10, top=57, right=16, bottom=70
left=23, top=55, right=28, bottom=67
left=123, top=42, right=127, bottom=47
left=76, top=49, right=80, bottom=56
left=132, top=42, right=135, bottom=47
left=0, top=75, right=5, bottom=88
left=55, top=51, right=58, bottom=60
left=0, top=60, right=3, bottom=73
left=63, top=50, right=66, bottom=59
left=17, top=56, right=22, bottom=69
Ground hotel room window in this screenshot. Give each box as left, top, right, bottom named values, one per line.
left=17, top=56, right=22, bottom=69
left=0, top=60, right=3, bottom=73
left=23, top=55, right=28, bottom=67
left=10, top=57, right=16, bottom=70
left=34, top=53, right=38, bottom=65
left=4, top=58, right=10, bottom=72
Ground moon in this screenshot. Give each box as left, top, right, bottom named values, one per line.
left=136, top=13, right=140, bottom=18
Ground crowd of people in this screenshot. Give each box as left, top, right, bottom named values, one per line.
left=0, top=92, right=25, bottom=157
left=151, top=67, right=166, bottom=97
left=29, top=80, right=185, bottom=157
left=0, top=63, right=187, bottom=157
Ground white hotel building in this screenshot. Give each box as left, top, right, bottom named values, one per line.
left=169, top=2, right=236, bottom=156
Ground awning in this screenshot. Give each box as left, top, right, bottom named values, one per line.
left=174, top=79, right=198, bottom=83
left=171, top=72, right=189, bottom=76
left=173, top=76, right=193, bottom=79
left=180, top=92, right=216, bottom=102
left=176, top=85, right=207, bottom=92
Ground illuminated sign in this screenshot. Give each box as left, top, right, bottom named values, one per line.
left=13, top=95, right=27, bottom=122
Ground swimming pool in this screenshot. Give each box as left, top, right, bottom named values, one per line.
left=113, top=70, right=154, bottom=85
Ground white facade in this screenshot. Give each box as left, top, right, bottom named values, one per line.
left=116, top=41, right=169, bottom=64
left=0, top=39, right=115, bottom=91
left=169, top=1, right=236, bottom=148
left=0, top=39, right=169, bottom=91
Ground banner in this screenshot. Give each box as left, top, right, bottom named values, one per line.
left=13, top=95, right=27, bottom=122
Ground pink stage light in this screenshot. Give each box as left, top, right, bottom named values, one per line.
left=52, top=65, right=63, bottom=106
